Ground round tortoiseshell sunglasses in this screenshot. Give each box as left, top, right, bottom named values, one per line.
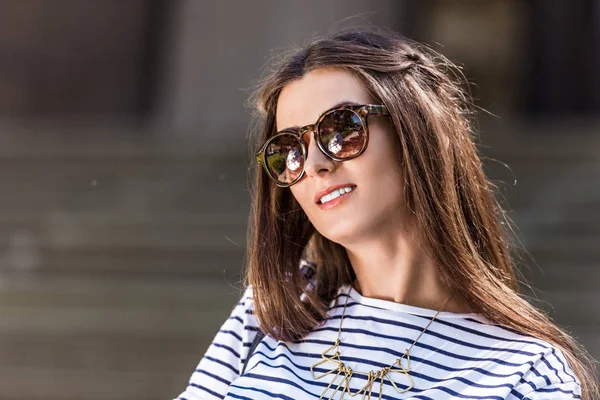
left=255, top=103, right=390, bottom=187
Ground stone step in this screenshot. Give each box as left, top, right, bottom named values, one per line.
left=0, top=125, right=248, bottom=159
left=0, top=276, right=243, bottom=336
left=478, top=118, right=600, bottom=159
left=521, top=245, right=600, bottom=267
left=0, top=332, right=205, bottom=375
left=518, top=264, right=599, bottom=292
left=0, top=275, right=244, bottom=314
left=524, top=236, right=600, bottom=253
left=0, top=365, right=185, bottom=400
left=1, top=246, right=247, bottom=278
left=0, top=180, right=251, bottom=213
left=527, top=291, right=600, bottom=329
left=484, top=159, right=599, bottom=186
left=0, top=212, right=250, bottom=276
left=512, top=213, right=600, bottom=235
left=0, top=276, right=245, bottom=399
left=0, top=160, right=250, bottom=185
left=0, top=212, right=248, bottom=249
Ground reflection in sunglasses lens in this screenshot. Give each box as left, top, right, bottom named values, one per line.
left=286, top=148, right=302, bottom=171
left=319, top=110, right=365, bottom=158
left=265, top=134, right=304, bottom=185
left=327, top=132, right=343, bottom=154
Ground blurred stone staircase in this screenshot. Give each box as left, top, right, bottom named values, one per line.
left=0, top=124, right=252, bottom=400
left=480, top=118, right=600, bottom=363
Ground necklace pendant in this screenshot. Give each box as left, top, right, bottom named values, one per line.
left=311, top=340, right=343, bottom=380
left=387, top=350, right=415, bottom=393
left=311, top=343, right=416, bottom=399
left=310, top=340, right=354, bottom=399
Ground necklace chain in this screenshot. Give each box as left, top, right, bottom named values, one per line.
left=310, top=284, right=454, bottom=399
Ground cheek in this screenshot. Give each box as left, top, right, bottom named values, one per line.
left=366, top=128, right=403, bottom=179
left=290, top=185, right=325, bottom=227
left=358, top=139, right=404, bottom=206
left=290, top=186, right=312, bottom=211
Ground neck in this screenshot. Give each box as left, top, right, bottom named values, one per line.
left=344, top=228, right=472, bottom=314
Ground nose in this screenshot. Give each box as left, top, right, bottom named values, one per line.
left=302, top=131, right=337, bottom=178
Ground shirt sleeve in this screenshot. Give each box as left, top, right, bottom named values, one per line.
left=516, top=345, right=582, bottom=399
left=173, top=285, right=259, bottom=400
left=522, top=381, right=581, bottom=399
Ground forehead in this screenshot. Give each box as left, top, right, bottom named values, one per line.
left=275, top=68, right=374, bottom=131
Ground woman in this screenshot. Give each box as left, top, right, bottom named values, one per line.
left=175, top=27, right=598, bottom=399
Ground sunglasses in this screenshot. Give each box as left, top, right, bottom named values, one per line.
left=255, top=103, right=390, bottom=187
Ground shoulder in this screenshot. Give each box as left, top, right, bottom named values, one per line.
left=218, top=285, right=260, bottom=346
left=236, top=285, right=257, bottom=326
left=484, top=327, right=582, bottom=399
left=519, top=340, right=581, bottom=399
left=440, top=317, right=581, bottom=398
left=239, top=285, right=255, bottom=309
left=513, top=340, right=581, bottom=399
left=482, top=319, right=580, bottom=380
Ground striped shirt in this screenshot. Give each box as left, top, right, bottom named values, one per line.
left=175, top=284, right=581, bottom=399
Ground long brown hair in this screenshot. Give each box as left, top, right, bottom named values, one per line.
left=243, top=26, right=598, bottom=398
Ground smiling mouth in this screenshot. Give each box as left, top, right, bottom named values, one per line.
left=318, top=185, right=356, bottom=204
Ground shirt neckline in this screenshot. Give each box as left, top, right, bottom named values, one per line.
left=341, top=284, right=483, bottom=319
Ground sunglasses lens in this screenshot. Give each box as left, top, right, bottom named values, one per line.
left=264, top=134, right=304, bottom=185
left=318, top=110, right=365, bottom=158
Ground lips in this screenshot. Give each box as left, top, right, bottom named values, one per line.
left=314, top=183, right=356, bottom=204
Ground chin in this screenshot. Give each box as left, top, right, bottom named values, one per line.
left=315, top=220, right=362, bottom=246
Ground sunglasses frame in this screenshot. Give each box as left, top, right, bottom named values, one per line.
left=255, top=104, right=390, bottom=187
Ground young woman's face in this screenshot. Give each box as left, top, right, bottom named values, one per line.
left=276, top=68, right=407, bottom=245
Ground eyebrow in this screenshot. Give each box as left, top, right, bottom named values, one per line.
left=279, top=100, right=362, bottom=133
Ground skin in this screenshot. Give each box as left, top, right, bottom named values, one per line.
left=276, top=67, right=473, bottom=314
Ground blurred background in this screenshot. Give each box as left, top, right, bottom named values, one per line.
left=0, top=1, right=598, bottom=399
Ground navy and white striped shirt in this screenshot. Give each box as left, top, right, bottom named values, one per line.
left=175, top=284, right=581, bottom=399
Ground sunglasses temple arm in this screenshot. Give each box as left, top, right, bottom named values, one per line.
left=363, top=104, right=390, bottom=116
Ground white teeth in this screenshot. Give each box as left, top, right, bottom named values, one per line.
left=319, top=186, right=354, bottom=204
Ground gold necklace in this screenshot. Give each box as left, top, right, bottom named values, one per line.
left=310, top=284, right=454, bottom=400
